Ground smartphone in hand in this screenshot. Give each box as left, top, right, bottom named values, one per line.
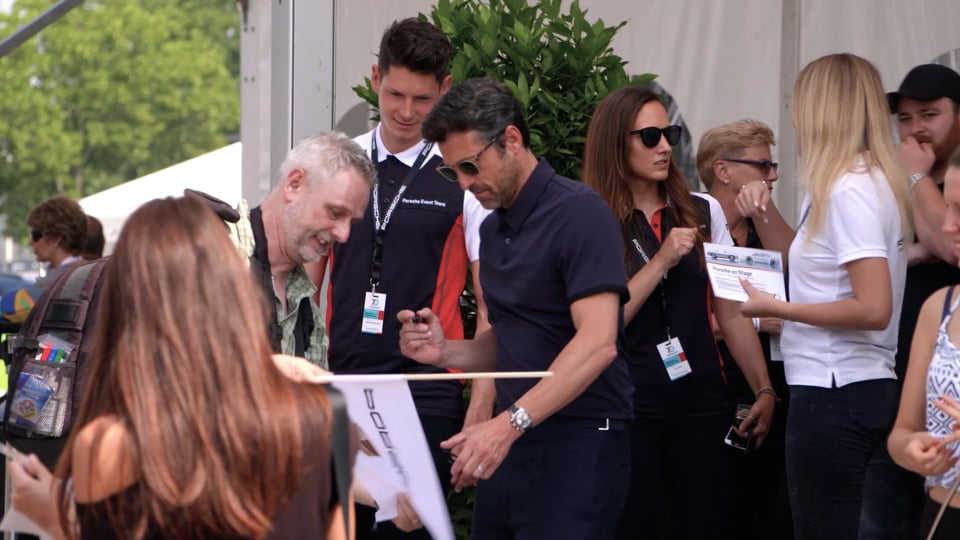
left=723, top=403, right=755, bottom=452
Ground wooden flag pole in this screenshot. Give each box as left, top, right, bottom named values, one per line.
left=310, top=371, right=552, bottom=383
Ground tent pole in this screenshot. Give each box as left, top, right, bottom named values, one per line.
left=0, top=0, right=85, bottom=59
left=778, top=0, right=802, bottom=226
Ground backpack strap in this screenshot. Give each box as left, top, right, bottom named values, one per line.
left=247, top=207, right=284, bottom=353
left=942, top=285, right=958, bottom=322
left=248, top=207, right=313, bottom=357
left=43, top=259, right=107, bottom=332
left=3, top=260, right=101, bottom=361
left=327, top=386, right=352, bottom=537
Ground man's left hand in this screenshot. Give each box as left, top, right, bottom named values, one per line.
left=440, top=413, right=521, bottom=492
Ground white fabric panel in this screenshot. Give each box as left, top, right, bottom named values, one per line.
left=587, top=0, right=784, bottom=167
left=80, top=143, right=242, bottom=253
left=801, top=0, right=960, bottom=89
left=331, top=0, right=960, bottom=225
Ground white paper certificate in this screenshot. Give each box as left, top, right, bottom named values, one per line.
left=703, top=242, right=786, bottom=303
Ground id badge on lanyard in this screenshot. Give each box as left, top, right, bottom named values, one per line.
left=361, top=291, right=387, bottom=335
left=657, top=336, right=692, bottom=381
left=632, top=220, right=692, bottom=381
left=362, top=133, right=433, bottom=335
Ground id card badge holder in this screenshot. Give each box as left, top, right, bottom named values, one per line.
left=657, top=336, right=692, bottom=381
left=361, top=289, right=387, bottom=335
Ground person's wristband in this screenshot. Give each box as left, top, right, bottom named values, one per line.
left=752, top=317, right=761, bottom=332
left=755, top=386, right=781, bottom=403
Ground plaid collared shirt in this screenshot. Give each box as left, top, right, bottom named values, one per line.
left=275, top=263, right=328, bottom=368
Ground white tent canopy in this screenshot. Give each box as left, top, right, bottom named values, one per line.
left=80, top=142, right=242, bottom=253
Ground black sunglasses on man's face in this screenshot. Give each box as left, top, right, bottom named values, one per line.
left=435, top=130, right=504, bottom=183
left=30, top=229, right=42, bottom=242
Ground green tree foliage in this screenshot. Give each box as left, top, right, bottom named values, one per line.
left=353, top=0, right=654, bottom=181
left=0, top=0, right=239, bottom=237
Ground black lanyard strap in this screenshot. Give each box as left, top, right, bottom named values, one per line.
left=368, top=133, right=433, bottom=289
left=629, top=217, right=672, bottom=339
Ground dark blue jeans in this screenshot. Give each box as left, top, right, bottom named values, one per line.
left=472, top=416, right=630, bottom=540
left=858, top=428, right=926, bottom=540
left=786, top=380, right=899, bottom=540
left=616, top=411, right=732, bottom=540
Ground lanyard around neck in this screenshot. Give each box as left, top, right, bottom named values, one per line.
left=629, top=215, right=673, bottom=339
left=368, top=132, right=434, bottom=290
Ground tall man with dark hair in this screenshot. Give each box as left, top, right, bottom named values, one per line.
left=399, top=77, right=633, bottom=539
left=316, top=18, right=493, bottom=539
left=861, top=64, right=960, bottom=539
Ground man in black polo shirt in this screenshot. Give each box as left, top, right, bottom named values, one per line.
left=399, top=78, right=633, bottom=539
left=317, top=18, right=493, bottom=539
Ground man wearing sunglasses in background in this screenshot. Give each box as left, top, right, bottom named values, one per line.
left=398, top=77, right=632, bottom=539
left=315, top=18, right=492, bottom=539
left=0, top=196, right=89, bottom=325
left=26, top=196, right=89, bottom=290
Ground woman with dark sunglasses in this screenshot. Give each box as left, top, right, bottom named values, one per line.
left=583, top=86, right=777, bottom=540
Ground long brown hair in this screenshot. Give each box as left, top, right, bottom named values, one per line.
left=55, top=196, right=331, bottom=539
left=583, top=86, right=705, bottom=269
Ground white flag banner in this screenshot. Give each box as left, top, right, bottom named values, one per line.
left=0, top=505, right=52, bottom=540
left=331, top=374, right=454, bottom=540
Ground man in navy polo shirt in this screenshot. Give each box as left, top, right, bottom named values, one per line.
left=399, top=77, right=633, bottom=539
left=314, top=18, right=493, bottom=539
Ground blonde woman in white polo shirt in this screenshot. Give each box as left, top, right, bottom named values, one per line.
left=739, top=53, right=912, bottom=540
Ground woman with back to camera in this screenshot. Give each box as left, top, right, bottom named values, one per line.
left=740, top=53, right=912, bottom=539
left=582, top=86, right=777, bottom=540
left=8, top=195, right=356, bottom=540
left=888, top=149, right=960, bottom=539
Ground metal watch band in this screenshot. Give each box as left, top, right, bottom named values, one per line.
left=908, top=172, right=928, bottom=194
left=508, top=404, right=532, bottom=433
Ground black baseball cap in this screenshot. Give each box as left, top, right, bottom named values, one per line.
left=888, top=64, right=960, bottom=113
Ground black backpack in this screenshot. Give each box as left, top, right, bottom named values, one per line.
left=2, top=258, right=108, bottom=468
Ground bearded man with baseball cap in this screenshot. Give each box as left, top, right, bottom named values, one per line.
left=858, top=63, right=960, bottom=540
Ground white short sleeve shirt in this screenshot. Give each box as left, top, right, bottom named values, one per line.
left=781, top=160, right=907, bottom=387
